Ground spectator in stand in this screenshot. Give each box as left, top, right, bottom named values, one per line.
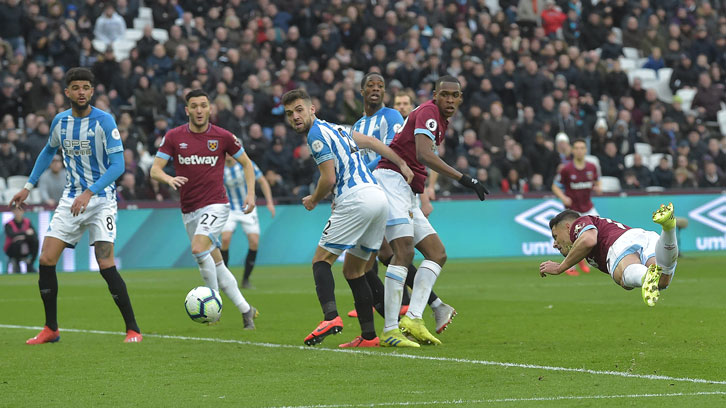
left=643, top=47, right=666, bottom=72
left=669, top=53, right=699, bottom=92
left=117, top=171, right=139, bottom=201
left=37, top=154, right=66, bottom=207
left=93, top=4, right=126, bottom=46
left=692, top=72, right=726, bottom=121
left=479, top=101, right=510, bottom=154
left=541, top=0, right=566, bottom=38
left=705, top=137, right=726, bottom=171
left=699, top=158, right=726, bottom=188
left=598, top=139, right=624, bottom=181
left=652, top=156, right=674, bottom=188
left=629, top=153, right=654, bottom=188
left=501, top=167, right=528, bottom=194
left=4, top=207, right=38, bottom=273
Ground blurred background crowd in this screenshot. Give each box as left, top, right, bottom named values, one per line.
left=2, top=0, right=726, bottom=206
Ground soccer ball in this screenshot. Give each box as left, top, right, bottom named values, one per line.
left=184, top=286, right=223, bottom=324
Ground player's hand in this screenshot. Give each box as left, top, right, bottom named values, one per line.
left=302, top=195, right=317, bottom=211
left=562, top=196, right=573, bottom=207
left=539, top=261, right=562, bottom=277
left=420, top=194, right=433, bottom=217
left=459, top=175, right=489, bottom=201
left=167, top=176, right=188, bottom=190
left=425, top=186, right=436, bottom=201
left=243, top=196, right=256, bottom=214
left=267, top=202, right=276, bottom=218
left=71, top=190, right=93, bottom=216
left=10, top=189, right=30, bottom=209
left=400, top=163, right=414, bottom=184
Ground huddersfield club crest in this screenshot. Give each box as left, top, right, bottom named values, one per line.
left=207, top=140, right=219, bottom=151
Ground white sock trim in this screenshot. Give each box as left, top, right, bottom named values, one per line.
left=419, top=259, right=442, bottom=277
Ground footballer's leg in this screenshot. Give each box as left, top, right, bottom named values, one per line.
left=191, top=234, right=219, bottom=290
left=220, top=230, right=233, bottom=267
left=339, top=252, right=379, bottom=348
left=95, top=241, right=142, bottom=342
left=614, top=254, right=661, bottom=307
left=26, top=236, right=65, bottom=345
left=241, top=232, right=259, bottom=289
left=383, top=236, right=414, bottom=334
left=653, top=203, right=677, bottom=289
left=305, top=247, right=343, bottom=345
left=399, top=233, right=443, bottom=345
left=210, top=248, right=257, bottom=329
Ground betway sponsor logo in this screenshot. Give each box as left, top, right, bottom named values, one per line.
left=570, top=181, right=593, bottom=190
left=688, top=196, right=726, bottom=251
left=178, top=154, right=218, bottom=166
left=514, top=199, right=564, bottom=255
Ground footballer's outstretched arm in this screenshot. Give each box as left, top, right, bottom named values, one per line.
left=234, top=151, right=256, bottom=214
left=351, top=130, right=413, bottom=183
left=256, top=173, right=276, bottom=217
left=415, top=133, right=488, bottom=200
left=540, top=229, right=598, bottom=277
left=150, top=156, right=188, bottom=190
left=415, top=133, right=461, bottom=180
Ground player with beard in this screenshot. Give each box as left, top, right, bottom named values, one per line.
left=11, top=67, right=142, bottom=344
left=151, top=89, right=259, bottom=330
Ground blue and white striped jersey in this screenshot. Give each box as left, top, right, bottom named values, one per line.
left=307, top=118, right=376, bottom=200
left=351, top=107, right=404, bottom=167
left=223, top=160, right=263, bottom=211
left=48, top=107, right=124, bottom=199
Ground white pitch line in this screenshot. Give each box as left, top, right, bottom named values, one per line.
left=270, top=392, right=726, bottom=408
left=3, top=324, right=726, bottom=386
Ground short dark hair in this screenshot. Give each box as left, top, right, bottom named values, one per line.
left=394, top=90, right=414, bottom=103
left=281, top=88, right=311, bottom=106
left=185, top=89, right=209, bottom=103
left=64, top=67, right=94, bottom=87
left=435, top=75, right=461, bottom=91
left=361, top=72, right=384, bottom=90
left=572, top=138, right=587, bottom=147
left=549, top=209, right=581, bottom=230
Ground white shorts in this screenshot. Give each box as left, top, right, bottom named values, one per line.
left=182, top=203, right=230, bottom=248
left=222, top=208, right=260, bottom=235
left=606, top=228, right=660, bottom=276
left=46, top=196, right=117, bottom=246
left=373, top=168, right=436, bottom=245
left=319, top=185, right=388, bottom=260
left=579, top=206, right=599, bottom=216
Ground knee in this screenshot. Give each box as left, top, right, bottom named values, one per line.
left=221, top=236, right=231, bottom=249
left=248, top=235, right=259, bottom=250
left=38, top=252, right=56, bottom=266
left=433, top=249, right=447, bottom=266
left=191, top=243, right=210, bottom=255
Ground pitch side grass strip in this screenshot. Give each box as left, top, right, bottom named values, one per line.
left=4, top=324, right=726, bottom=386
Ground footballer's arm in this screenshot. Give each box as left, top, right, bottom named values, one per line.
left=556, top=229, right=597, bottom=274
left=303, top=159, right=336, bottom=210
left=551, top=182, right=571, bottom=207
left=257, top=173, right=276, bottom=217
left=351, top=130, right=413, bottom=183
left=150, top=157, right=187, bottom=190
left=234, top=152, right=257, bottom=214
left=414, top=133, right=461, bottom=180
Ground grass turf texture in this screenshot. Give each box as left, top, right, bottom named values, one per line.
left=1, top=256, right=725, bottom=407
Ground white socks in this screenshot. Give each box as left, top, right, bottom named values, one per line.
left=406, top=260, right=441, bottom=319
left=656, top=227, right=678, bottom=276
left=194, top=252, right=218, bottom=290
left=622, top=263, right=648, bottom=288
left=216, top=261, right=251, bottom=314
left=383, top=264, right=407, bottom=332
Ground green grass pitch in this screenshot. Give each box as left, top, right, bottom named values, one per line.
left=1, top=255, right=725, bottom=407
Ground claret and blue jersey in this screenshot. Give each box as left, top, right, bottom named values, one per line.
left=307, top=118, right=376, bottom=200
left=224, top=160, right=263, bottom=211
left=48, top=107, right=123, bottom=199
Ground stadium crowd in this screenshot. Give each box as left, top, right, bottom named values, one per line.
left=2, top=0, right=726, bottom=204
